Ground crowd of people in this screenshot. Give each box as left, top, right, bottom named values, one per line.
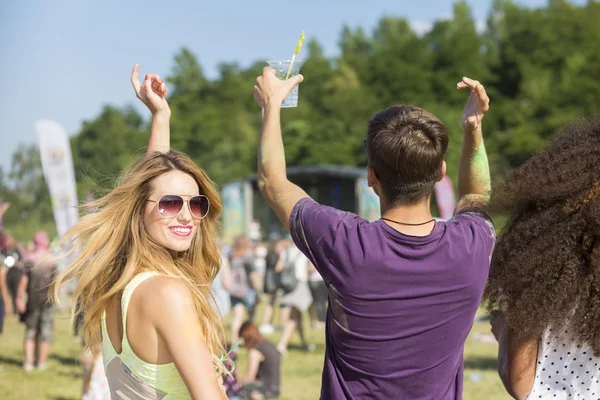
left=216, top=232, right=325, bottom=348
left=198, top=214, right=339, bottom=399
left=209, top=230, right=327, bottom=398
left=0, top=60, right=598, bottom=400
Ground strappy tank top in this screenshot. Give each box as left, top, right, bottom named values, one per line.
left=101, top=272, right=190, bottom=399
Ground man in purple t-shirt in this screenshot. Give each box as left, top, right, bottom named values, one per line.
left=252, top=70, right=495, bottom=399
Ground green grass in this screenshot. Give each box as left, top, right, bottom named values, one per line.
left=0, top=306, right=508, bottom=399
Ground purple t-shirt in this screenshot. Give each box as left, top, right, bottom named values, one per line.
left=290, top=198, right=495, bottom=400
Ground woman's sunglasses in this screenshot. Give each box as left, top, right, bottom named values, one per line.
left=147, top=195, right=210, bottom=220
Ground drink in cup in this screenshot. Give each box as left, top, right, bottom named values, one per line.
left=267, top=60, right=303, bottom=108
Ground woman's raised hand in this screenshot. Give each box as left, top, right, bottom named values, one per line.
left=131, top=63, right=170, bottom=117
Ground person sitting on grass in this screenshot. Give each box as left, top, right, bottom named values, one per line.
left=238, top=320, right=281, bottom=399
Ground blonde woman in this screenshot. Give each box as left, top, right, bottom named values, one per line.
left=52, top=65, right=227, bottom=399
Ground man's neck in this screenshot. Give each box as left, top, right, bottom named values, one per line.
left=380, top=198, right=435, bottom=236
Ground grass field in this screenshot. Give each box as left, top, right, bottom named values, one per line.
left=0, top=305, right=509, bottom=399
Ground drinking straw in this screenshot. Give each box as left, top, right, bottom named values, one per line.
left=218, top=340, right=243, bottom=374
left=285, top=30, right=305, bottom=80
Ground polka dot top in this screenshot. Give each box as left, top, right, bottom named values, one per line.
left=527, top=327, right=600, bottom=399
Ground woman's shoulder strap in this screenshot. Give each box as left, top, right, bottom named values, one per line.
left=121, top=272, right=160, bottom=338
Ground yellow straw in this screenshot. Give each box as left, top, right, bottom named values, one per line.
left=285, top=30, right=305, bottom=80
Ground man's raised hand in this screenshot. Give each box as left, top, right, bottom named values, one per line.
left=254, top=67, right=303, bottom=109
left=457, top=77, right=490, bottom=133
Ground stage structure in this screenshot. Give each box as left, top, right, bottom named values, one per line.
left=220, top=165, right=455, bottom=244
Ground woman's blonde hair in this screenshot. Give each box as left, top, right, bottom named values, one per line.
left=51, top=150, right=227, bottom=373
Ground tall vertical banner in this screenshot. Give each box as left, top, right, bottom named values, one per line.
left=434, top=175, right=457, bottom=220
left=35, top=120, right=79, bottom=238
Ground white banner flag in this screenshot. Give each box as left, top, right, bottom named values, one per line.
left=35, top=120, right=79, bottom=238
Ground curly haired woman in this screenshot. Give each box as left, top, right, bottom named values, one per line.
left=485, top=114, right=600, bottom=399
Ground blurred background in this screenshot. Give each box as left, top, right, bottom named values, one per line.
left=1, top=0, right=598, bottom=399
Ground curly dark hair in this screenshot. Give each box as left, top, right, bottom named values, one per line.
left=483, top=114, right=600, bottom=354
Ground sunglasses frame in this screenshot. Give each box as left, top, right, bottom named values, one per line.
left=147, top=194, right=210, bottom=220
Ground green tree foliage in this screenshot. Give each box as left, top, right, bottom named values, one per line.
left=3, top=1, right=600, bottom=240
left=71, top=105, right=147, bottom=196
left=0, top=145, right=55, bottom=240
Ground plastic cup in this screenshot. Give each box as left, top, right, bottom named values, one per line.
left=267, top=60, right=303, bottom=108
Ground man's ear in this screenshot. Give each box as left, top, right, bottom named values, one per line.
left=438, top=161, right=447, bottom=182
left=367, top=166, right=381, bottom=197
left=367, top=166, right=377, bottom=188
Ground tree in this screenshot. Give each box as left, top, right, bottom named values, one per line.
left=427, top=1, right=491, bottom=105
left=70, top=105, right=145, bottom=195
left=6, top=0, right=600, bottom=237
left=0, top=144, right=55, bottom=240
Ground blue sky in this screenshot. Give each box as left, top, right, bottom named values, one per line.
left=0, top=0, right=583, bottom=173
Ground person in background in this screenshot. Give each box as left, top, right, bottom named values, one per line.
left=2, top=233, right=24, bottom=315
left=253, top=241, right=267, bottom=295
left=0, top=228, right=8, bottom=373
left=16, top=231, right=57, bottom=372
left=260, top=235, right=284, bottom=335
left=0, top=252, right=10, bottom=332
left=248, top=220, right=262, bottom=243
left=239, top=321, right=281, bottom=399
left=308, top=262, right=327, bottom=330
left=0, top=252, right=8, bottom=373
left=276, top=240, right=314, bottom=355
left=211, top=246, right=232, bottom=325
left=485, top=114, right=600, bottom=399
left=214, top=251, right=239, bottom=400
left=81, top=343, right=110, bottom=400
left=229, top=236, right=258, bottom=345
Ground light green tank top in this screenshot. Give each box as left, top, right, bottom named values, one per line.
left=101, top=272, right=190, bottom=399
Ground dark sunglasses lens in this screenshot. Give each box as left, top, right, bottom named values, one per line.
left=189, top=196, right=209, bottom=219
left=158, top=195, right=183, bottom=217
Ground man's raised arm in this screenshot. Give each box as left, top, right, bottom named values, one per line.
left=254, top=67, right=309, bottom=231
left=456, top=77, right=491, bottom=212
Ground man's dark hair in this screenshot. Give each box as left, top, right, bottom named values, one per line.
left=366, top=105, right=449, bottom=205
